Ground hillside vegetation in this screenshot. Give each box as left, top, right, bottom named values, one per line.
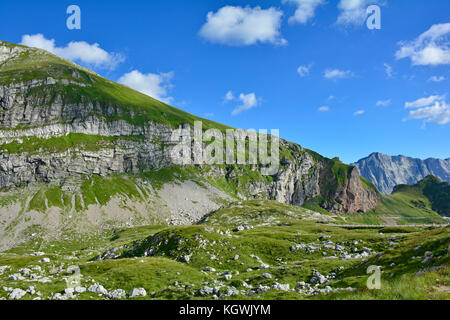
left=0, top=200, right=448, bottom=300
left=393, top=176, right=450, bottom=217
left=0, top=40, right=227, bottom=130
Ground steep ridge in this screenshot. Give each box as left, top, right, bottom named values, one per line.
left=354, top=152, right=450, bottom=194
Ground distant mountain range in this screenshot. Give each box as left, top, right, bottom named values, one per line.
left=353, top=153, right=450, bottom=194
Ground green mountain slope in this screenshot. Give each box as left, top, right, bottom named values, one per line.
left=347, top=176, right=449, bottom=225
left=393, top=176, right=450, bottom=217
left=0, top=40, right=226, bottom=130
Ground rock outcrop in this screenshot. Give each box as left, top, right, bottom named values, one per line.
left=0, top=41, right=379, bottom=215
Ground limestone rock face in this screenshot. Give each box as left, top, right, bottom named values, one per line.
left=0, top=79, right=378, bottom=213
left=0, top=41, right=379, bottom=214
left=354, top=152, right=450, bottom=194
left=329, top=167, right=379, bottom=213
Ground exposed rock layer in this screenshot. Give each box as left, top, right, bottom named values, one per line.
left=0, top=42, right=379, bottom=214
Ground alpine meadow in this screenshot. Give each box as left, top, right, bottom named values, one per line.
left=0, top=0, right=448, bottom=306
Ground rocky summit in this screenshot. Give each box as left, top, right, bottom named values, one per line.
left=354, top=152, right=450, bottom=194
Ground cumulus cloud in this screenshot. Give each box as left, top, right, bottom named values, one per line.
left=283, top=0, right=325, bottom=24
left=297, top=65, right=311, bottom=77
left=227, top=92, right=260, bottom=116
left=118, top=70, right=174, bottom=104
left=396, top=23, right=450, bottom=66
left=318, top=106, right=329, bottom=112
left=324, top=68, right=354, bottom=79
left=376, top=99, right=391, bottom=107
left=428, top=76, right=446, bottom=82
left=405, top=100, right=450, bottom=125
left=404, top=95, right=445, bottom=109
left=20, top=34, right=124, bottom=70
left=354, top=110, right=365, bottom=116
left=404, top=95, right=449, bottom=126
left=199, top=6, right=286, bottom=46
left=336, top=0, right=373, bottom=26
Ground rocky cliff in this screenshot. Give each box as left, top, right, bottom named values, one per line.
left=354, top=152, right=450, bottom=194
left=0, top=40, right=378, bottom=219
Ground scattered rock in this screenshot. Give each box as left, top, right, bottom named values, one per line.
left=88, top=284, right=108, bottom=295
left=106, top=289, right=126, bottom=300
left=74, top=286, right=86, bottom=293
left=129, top=288, right=147, bottom=298
left=8, top=288, right=27, bottom=300
left=203, top=267, right=216, bottom=272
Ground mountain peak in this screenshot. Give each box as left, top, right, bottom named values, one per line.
left=354, top=153, right=450, bottom=194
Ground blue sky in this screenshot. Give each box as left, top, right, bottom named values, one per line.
left=0, top=0, right=449, bottom=163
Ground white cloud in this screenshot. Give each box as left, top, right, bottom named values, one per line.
left=396, top=23, right=450, bottom=66
left=20, top=34, right=124, bottom=70
left=297, top=65, right=311, bottom=77
left=428, top=76, right=446, bottom=82
left=283, top=0, right=325, bottom=24
left=324, top=68, right=354, bottom=79
left=384, top=63, right=393, bottom=78
left=318, top=106, right=329, bottom=112
left=231, top=92, right=260, bottom=115
left=354, top=110, right=365, bottom=116
left=376, top=99, right=391, bottom=107
left=199, top=6, right=286, bottom=46
left=225, top=90, right=235, bottom=101
left=118, top=70, right=174, bottom=104
left=336, top=0, right=373, bottom=26
left=405, top=100, right=450, bottom=125
left=404, top=95, right=445, bottom=109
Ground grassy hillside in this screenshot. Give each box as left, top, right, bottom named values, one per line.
left=394, top=176, right=450, bottom=217
left=0, top=200, right=447, bottom=300
left=0, top=41, right=227, bottom=130
left=344, top=176, right=449, bottom=225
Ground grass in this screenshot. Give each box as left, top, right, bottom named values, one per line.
left=0, top=41, right=228, bottom=131
left=360, top=177, right=379, bottom=192
left=0, top=200, right=448, bottom=300
left=395, top=176, right=450, bottom=217
left=363, top=180, right=447, bottom=224
left=0, top=133, right=146, bottom=154
left=80, top=175, right=143, bottom=207
left=12, top=175, right=147, bottom=213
